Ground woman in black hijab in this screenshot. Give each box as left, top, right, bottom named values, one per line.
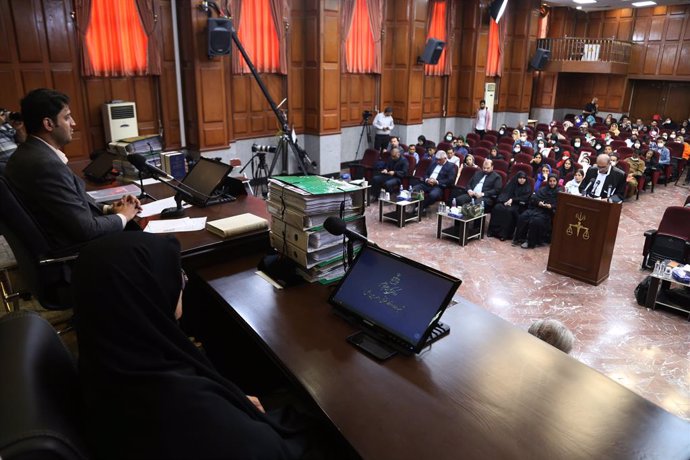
left=73, top=232, right=309, bottom=460
left=487, top=171, right=532, bottom=241
left=512, top=173, right=560, bottom=249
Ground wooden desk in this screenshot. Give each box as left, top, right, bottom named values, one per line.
left=195, top=254, right=690, bottom=460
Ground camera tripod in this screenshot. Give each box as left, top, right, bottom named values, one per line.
left=354, top=116, right=372, bottom=161
left=239, top=135, right=291, bottom=197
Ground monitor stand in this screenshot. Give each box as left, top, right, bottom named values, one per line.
left=346, top=322, right=450, bottom=361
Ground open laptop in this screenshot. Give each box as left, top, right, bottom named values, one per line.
left=179, top=157, right=234, bottom=207
left=329, top=245, right=461, bottom=360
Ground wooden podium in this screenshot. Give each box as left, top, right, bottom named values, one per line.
left=547, top=193, right=622, bottom=285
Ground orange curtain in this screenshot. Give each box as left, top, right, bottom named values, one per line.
left=84, top=0, right=148, bottom=77
left=345, top=0, right=376, bottom=73
left=486, top=18, right=500, bottom=77
left=425, top=1, right=447, bottom=76
left=236, top=0, right=280, bottom=74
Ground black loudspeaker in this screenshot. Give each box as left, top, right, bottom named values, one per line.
left=418, top=38, right=446, bottom=65
left=208, top=18, right=232, bottom=57
left=530, top=48, right=551, bottom=70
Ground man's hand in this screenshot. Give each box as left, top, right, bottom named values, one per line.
left=505, top=199, right=512, bottom=206
left=112, top=195, right=140, bottom=221
left=246, top=395, right=265, bottom=413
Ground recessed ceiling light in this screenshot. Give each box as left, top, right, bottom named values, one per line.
left=573, top=0, right=596, bottom=4
left=632, top=1, right=656, bottom=6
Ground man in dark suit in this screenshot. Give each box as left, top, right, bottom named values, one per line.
left=448, top=159, right=503, bottom=208
left=370, top=146, right=408, bottom=200
left=579, top=153, right=626, bottom=203
left=412, top=151, right=456, bottom=211
left=5, top=88, right=140, bottom=252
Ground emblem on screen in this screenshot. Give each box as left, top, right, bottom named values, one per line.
left=363, top=273, right=406, bottom=312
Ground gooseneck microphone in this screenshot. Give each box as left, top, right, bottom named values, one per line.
left=127, top=153, right=173, bottom=180
left=324, top=216, right=376, bottom=245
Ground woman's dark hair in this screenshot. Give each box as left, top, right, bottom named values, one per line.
left=20, top=88, right=70, bottom=135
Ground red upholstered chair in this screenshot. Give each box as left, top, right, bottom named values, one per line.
left=455, top=166, right=479, bottom=191
left=521, top=146, right=534, bottom=157
left=466, top=137, right=477, bottom=148
left=492, top=159, right=510, bottom=173
left=560, top=145, right=574, bottom=156
left=416, top=146, right=426, bottom=157
left=514, top=153, right=533, bottom=165
left=350, top=148, right=380, bottom=181
left=466, top=133, right=480, bottom=144
left=474, top=155, right=485, bottom=168
left=402, top=155, right=417, bottom=189
left=494, top=170, right=507, bottom=190
left=500, top=150, right=512, bottom=163
left=485, top=130, right=500, bottom=139
left=611, top=140, right=626, bottom=151
left=536, top=123, right=550, bottom=133
left=483, top=134, right=497, bottom=144
left=472, top=147, right=490, bottom=158
left=478, top=140, right=494, bottom=150
left=443, top=163, right=460, bottom=202
left=544, top=157, right=557, bottom=170
left=411, top=158, right=432, bottom=186
left=617, top=146, right=633, bottom=159
left=436, top=142, right=452, bottom=152
left=498, top=136, right=514, bottom=146
left=508, top=162, right=532, bottom=179
left=641, top=206, right=690, bottom=269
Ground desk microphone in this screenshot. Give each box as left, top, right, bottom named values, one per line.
left=127, top=153, right=173, bottom=180
left=582, top=177, right=595, bottom=196
left=324, top=216, right=376, bottom=246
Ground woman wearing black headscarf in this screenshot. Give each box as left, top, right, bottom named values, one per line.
left=512, top=173, right=560, bottom=249
left=72, top=232, right=310, bottom=460
left=487, top=171, right=532, bottom=241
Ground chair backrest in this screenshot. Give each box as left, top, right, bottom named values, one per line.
left=436, top=142, right=452, bottom=152
left=473, top=155, right=485, bottom=168
left=514, top=153, right=533, bottom=164
left=466, top=133, right=480, bottom=143
left=610, top=140, right=626, bottom=150
left=521, top=146, right=534, bottom=157
left=472, top=146, right=490, bottom=158
left=498, top=136, right=514, bottom=146
left=657, top=206, right=690, bottom=240
left=456, top=166, right=479, bottom=189
left=494, top=170, right=506, bottom=189
left=360, top=148, right=380, bottom=167
left=0, top=177, right=71, bottom=310
left=617, top=146, right=633, bottom=158
left=492, top=159, right=510, bottom=173
left=0, top=311, right=89, bottom=460
left=478, top=140, right=494, bottom=150
left=544, top=157, right=557, bottom=169
left=616, top=161, right=630, bottom=176
left=413, top=158, right=432, bottom=179
left=483, top=134, right=497, bottom=144
left=668, top=142, right=684, bottom=158
left=508, top=163, right=532, bottom=179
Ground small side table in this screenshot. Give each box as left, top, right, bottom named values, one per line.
left=645, top=269, right=690, bottom=320
left=379, top=196, right=421, bottom=228
left=437, top=211, right=485, bottom=246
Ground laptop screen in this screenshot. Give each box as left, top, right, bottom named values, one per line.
left=83, top=152, right=116, bottom=180
left=181, top=158, right=233, bottom=205
left=329, top=245, right=461, bottom=353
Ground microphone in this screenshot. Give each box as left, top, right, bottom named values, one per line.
left=582, top=177, right=595, bottom=196
left=127, top=153, right=173, bottom=180
left=324, top=216, right=376, bottom=246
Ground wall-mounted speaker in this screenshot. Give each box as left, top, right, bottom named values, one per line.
left=417, top=38, right=446, bottom=65
left=529, top=48, right=550, bottom=70
left=208, top=18, right=232, bottom=57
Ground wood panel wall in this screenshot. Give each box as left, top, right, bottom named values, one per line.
left=0, top=0, right=180, bottom=160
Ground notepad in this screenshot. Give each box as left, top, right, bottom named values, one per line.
left=205, top=213, right=268, bottom=238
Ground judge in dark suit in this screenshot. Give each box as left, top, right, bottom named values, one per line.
left=5, top=88, right=140, bottom=252
left=412, top=151, right=456, bottom=211
left=578, top=153, right=626, bottom=203
left=448, top=159, right=503, bottom=208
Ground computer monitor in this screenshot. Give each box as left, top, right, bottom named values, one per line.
left=180, top=157, right=233, bottom=206
left=83, top=152, right=116, bottom=182
left=329, top=245, right=461, bottom=359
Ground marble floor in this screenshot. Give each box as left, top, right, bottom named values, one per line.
left=365, top=183, right=690, bottom=422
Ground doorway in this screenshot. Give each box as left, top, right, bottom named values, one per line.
left=629, top=80, right=690, bottom=123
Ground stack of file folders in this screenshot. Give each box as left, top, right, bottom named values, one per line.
left=267, top=176, right=367, bottom=284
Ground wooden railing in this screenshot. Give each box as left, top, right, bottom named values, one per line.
left=537, top=37, right=632, bottom=64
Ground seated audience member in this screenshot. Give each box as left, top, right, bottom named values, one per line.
left=0, top=108, right=19, bottom=173
left=535, top=139, right=547, bottom=156
left=609, top=122, right=620, bottom=137
left=385, top=135, right=402, bottom=153
left=446, top=149, right=461, bottom=167
left=442, top=131, right=454, bottom=143
left=463, top=153, right=476, bottom=168
left=528, top=319, right=575, bottom=354
left=534, top=164, right=552, bottom=191
left=498, top=124, right=508, bottom=137
left=564, top=169, right=585, bottom=195
left=425, top=146, right=437, bottom=162
left=518, top=131, right=533, bottom=148
left=550, top=125, right=566, bottom=141
left=530, top=152, right=544, bottom=177
left=511, top=129, right=521, bottom=146
left=453, top=137, right=469, bottom=156
left=652, top=138, right=671, bottom=167
left=412, top=151, right=456, bottom=212
left=643, top=149, right=659, bottom=188
left=558, top=158, right=575, bottom=184
left=624, top=149, right=645, bottom=198
left=406, top=144, right=420, bottom=163
left=370, top=146, right=408, bottom=200
left=571, top=137, right=583, bottom=155
left=679, top=136, right=690, bottom=185
left=604, top=113, right=613, bottom=126
left=5, top=88, right=140, bottom=251
left=579, top=153, right=626, bottom=203
left=416, top=135, right=435, bottom=151
left=447, top=159, right=502, bottom=208
left=513, top=174, right=560, bottom=249
left=72, top=232, right=336, bottom=460
left=488, top=146, right=504, bottom=161
left=487, top=171, right=532, bottom=241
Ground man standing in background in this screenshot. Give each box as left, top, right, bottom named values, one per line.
left=474, top=99, right=491, bottom=138
left=373, top=106, right=394, bottom=151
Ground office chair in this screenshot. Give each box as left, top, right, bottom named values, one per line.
left=642, top=206, right=690, bottom=269
left=0, top=177, right=77, bottom=312
left=0, top=311, right=90, bottom=460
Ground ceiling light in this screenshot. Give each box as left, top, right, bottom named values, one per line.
left=632, top=1, right=656, bottom=6
left=573, top=0, right=596, bottom=4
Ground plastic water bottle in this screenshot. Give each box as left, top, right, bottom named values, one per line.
left=451, top=198, right=456, bottom=208
left=400, top=184, right=403, bottom=194
left=479, top=200, right=484, bottom=214
left=653, top=260, right=661, bottom=276
left=379, top=188, right=386, bottom=200
left=471, top=198, right=475, bottom=205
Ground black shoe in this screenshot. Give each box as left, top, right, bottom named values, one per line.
left=499, top=236, right=506, bottom=241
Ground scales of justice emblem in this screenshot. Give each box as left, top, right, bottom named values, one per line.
left=566, top=211, right=590, bottom=240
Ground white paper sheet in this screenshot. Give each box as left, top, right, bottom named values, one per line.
left=139, top=196, right=192, bottom=218
left=143, top=217, right=207, bottom=233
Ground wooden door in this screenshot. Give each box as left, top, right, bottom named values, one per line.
left=629, top=80, right=664, bottom=120
left=665, top=83, right=690, bottom=123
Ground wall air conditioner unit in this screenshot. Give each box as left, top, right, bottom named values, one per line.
left=102, top=102, right=139, bottom=143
